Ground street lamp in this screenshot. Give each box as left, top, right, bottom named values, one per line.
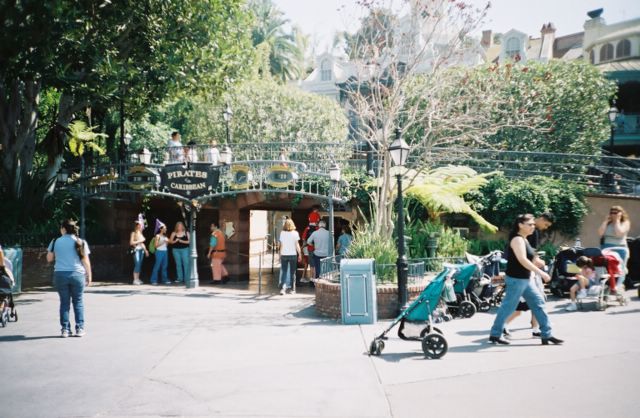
left=123, top=133, right=132, bottom=165
left=608, top=105, right=619, bottom=153
left=388, top=128, right=410, bottom=313
left=223, top=104, right=233, bottom=145
left=328, top=162, right=341, bottom=256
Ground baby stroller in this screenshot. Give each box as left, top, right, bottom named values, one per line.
left=465, top=250, right=504, bottom=311
left=443, top=263, right=478, bottom=318
left=549, top=247, right=584, bottom=297
left=369, top=267, right=454, bottom=359
left=574, top=248, right=628, bottom=310
left=0, top=261, right=18, bottom=327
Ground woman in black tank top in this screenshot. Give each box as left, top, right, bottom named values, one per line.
left=488, top=214, right=563, bottom=346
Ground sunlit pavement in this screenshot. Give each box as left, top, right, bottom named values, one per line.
left=1, top=281, right=639, bottom=418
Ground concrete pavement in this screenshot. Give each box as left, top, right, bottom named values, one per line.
left=1, top=282, right=639, bottom=418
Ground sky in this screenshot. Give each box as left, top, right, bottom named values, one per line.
left=273, top=0, right=639, bottom=52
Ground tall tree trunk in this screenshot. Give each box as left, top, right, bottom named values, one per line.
left=43, top=93, right=84, bottom=196
left=0, top=79, right=41, bottom=199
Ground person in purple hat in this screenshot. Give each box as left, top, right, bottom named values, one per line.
left=150, top=219, right=170, bottom=285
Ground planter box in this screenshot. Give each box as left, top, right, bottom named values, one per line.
left=315, top=279, right=428, bottom=320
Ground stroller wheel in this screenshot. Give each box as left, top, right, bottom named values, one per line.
left=460, top=301, right=476, bottom=318
left=10, top=309, right=17, bottom=322
left=479, top=301, right=491, bottom=312
left=551, top=287, right=564, bottom=298
left=422, top=333, right=448, bottom=359
left=369, top=339, right=385, bottom=356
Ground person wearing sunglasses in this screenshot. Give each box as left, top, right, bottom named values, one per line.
left=598, top=205, right=631, bottom=291
left=489, top=214, right=563, bottom=345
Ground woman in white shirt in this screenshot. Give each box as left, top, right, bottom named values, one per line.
left=279, top=219, right=301, bottom=295
left=150, top=221, right=170, bottom=285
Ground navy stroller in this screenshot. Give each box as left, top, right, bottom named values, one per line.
left=0, top=262, right=17, bottom=327
left=369, top=267, right=453, bottom=359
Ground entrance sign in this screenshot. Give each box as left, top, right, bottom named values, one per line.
left=160, top=163, right=220, bottom=197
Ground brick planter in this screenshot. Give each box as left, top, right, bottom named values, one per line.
left=314, top=279, right=428, bottom=320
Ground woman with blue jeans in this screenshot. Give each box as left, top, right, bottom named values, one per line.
left=170, top=221, right=190, bottom=284
left=489, top=214, right=563, bottom=345
left=47, top=219, right=92, bottom=338
left=279, top=219, right=301, bottom=295
left=150, top=222, right=170, bottom=285
left=129, top=220, right=149, bottom=285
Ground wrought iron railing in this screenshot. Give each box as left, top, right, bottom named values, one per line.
left=56, top=143, right=640, bottom=197
left=318, top=256, right=426, bottom=285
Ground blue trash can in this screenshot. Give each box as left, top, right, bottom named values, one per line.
left=340, top=258, right=377, bottom=325
left=2, top=246, right=23, bottom=294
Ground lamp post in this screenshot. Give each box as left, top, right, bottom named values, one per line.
left=328, top=162, right=341, bottom=256
left=187, top=200, right=200, bottom=289
left=222, top=104, right=233, bottom=164
left=605, top=105, right=619, bottom=193
left=388, top=128, right=410, bottom=313
left=123, top=133, right=132, bottom=164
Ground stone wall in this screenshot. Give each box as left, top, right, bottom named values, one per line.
left=315, top=280, right=428, bottom=320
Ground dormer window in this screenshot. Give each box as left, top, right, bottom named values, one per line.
left=616, top=39, right=631, bottom=58
left=600, top=43, right=614, bottom=62
left=506, top=37, right=520, bottom=59
left=320, top=60, right=332, bottom=81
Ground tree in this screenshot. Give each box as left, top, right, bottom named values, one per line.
left=465, top=174, right=589, bottom=238
left=249, top=0, right=307, bottom=82
left=340, top=0, right=552, bottom=240
left=0, top=0, right=253, bottom=200
left=481, top=60, right=617, bottom=154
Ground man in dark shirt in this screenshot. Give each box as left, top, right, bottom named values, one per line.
left=527, top=212, right=555, bottom=250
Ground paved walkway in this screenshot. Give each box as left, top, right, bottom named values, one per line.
left=1, top=282, right=639, bottom=418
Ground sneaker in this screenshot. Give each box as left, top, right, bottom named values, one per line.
left=577, top=289, right=587, bottom=299
left=289, top=289, right=296, bottom=295
left=75, top=328, right=86, bottom=337
left=300, top=278, right=310, bottom=284
left=61, top=329, right=71, bottom=338
left=151, top=282, right=158, bottom=286
left=133, top=280, right=143, bottom=285
left=280, top=287, right=287, bottom=295
left=532, top=330, right=541, bottom=338
left=502, top=328, right=511, bottom=336
left=565, top=302, right=578, bottom=311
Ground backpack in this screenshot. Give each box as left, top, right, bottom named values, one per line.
left=149, top=236, right=157, bottom=254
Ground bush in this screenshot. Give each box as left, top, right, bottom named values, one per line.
left=347, top=217, right=398, bottom=283
left=466, top=174, right=588, bottom=237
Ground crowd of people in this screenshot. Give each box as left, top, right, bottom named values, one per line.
left=24, top=203, right=631, bottom=339
left=165, top=131, right=222, bottom=164
left=277, top=207, right=353, bottom=295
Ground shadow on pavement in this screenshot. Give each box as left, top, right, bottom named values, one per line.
left=0, top=334, right=60, bottom=342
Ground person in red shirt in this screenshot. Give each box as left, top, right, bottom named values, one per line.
left=301, top=224, right=317, bottom=282
left=308, top=207, right=321, bottom=226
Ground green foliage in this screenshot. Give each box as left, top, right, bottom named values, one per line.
left=67, top=121, right=107, bottom=157
left=126, top=114, right=174, bottom=151
left=406, top=220, right=468, bottom=258
left=480, top=61, right=617, bottom=154
left=249, top=0, right=307, bottom=81
left=154, top=78, right=349, bottom=149
left=405, top=166, right=498, bottom=233
left=467, top=239, right=508, bottom=256
left=466, top=174, right=589, bottom=237
left=347, top=212, right=398, bottom=283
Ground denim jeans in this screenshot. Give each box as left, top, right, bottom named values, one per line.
left=279, top=255, right=297, bottom=289
left=133, top=248, right=145, bottom=274
left=311, top=253, right=327, bottom=279
left=490, top=275, right=553, bottom=339
left=172, top=247, right=190, bottom=282
left=54, top=271, right=85, bottom=332
left=150, top=250, right=169, bottom=284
